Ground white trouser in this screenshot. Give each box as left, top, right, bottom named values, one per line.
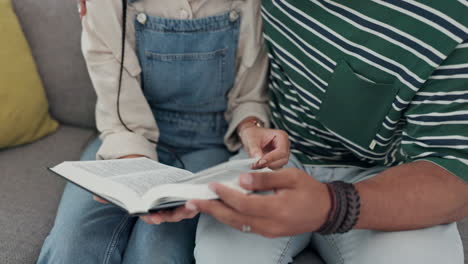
left=194, top=151, right=464, bottom=264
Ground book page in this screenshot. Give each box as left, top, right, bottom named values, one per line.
left=71, top=158, right=175, bottom=178
left=69, top=158, right=193, bottom=196
left=142, top=178, right=252, bottom=210
left=178, top=158, right=261, bottom=184
left=142, top=158, right=271, bottom=210
left=52, top=158, right=268, bottom=213
left=110, top=169, right=193, bottom=196
left=51, top=158, right=193, bottom=213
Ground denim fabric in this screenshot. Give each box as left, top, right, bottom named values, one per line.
left=38, top=9, right=240, bottom=264
left=38, top=137, right=231, bottom=264
left=135, top=11, right=240, bottom=114
left=135, top=10, right=240, bottom=149
left=194, top=151, right=464, bottom=264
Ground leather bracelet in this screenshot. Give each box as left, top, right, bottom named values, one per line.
left=317, top=181, right=360, bottom=235
left=337, top=182, right=360, bottom=233
left=316, top=184, right=337, bottom=234
left=327, top=182, right=348, bottom=234
left=317, top=182, right=346, bottom=234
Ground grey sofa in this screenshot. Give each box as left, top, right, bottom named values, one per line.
left=0, top=0, right=466, bottom=263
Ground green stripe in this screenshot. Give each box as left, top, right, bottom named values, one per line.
left=263, top=0, right=468, bottom=180
left=335, top=0, right=459, bottom=52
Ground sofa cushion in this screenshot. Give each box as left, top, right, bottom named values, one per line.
left=0, top=126, right=95, bottom=264
left=0, top=0, right=59, bottom=148
left=11, top=0, right=96, bottom=129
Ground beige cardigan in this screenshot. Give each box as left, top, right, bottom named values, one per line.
left=81, top=0, right=270, bottom=160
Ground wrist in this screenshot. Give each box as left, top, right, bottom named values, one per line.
left=316, top=181, right=361, bottom=235
left=237, top=117, right=263, bottom=137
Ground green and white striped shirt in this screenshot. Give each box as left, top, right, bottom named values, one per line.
left=262, top=0, right=468, bottom=182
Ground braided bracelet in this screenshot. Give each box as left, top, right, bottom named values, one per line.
left=317, top=181, right=360, bottom=235
left=337, top=182, right=361, bottom=233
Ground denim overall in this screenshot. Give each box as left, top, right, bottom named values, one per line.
left=134, top=4, right=241, bottom=164
left=37, top=5, right=242, bottom=264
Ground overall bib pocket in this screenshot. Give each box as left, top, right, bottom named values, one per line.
left=316, top=60, right=399, bottom=150
left=135, top=11, right=241, bottom=113
left=144, top=48, right=228, bottom=107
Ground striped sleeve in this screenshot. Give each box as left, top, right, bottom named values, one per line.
left=402, top=40, right=468, bottom=182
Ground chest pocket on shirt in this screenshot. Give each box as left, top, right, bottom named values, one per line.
left=316, top=60, right=399, bottom=150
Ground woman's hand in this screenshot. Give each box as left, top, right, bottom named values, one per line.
left=237, top=119, right=290, bottom=169
left=78, top=0, right=87, bottom=18
left=185, top=169, right=331, bottom=238
left=92, top=153, right=199, bottom=223
left=140, top=206, right=199, bottom=225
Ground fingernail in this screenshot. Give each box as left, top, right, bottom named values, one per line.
left=185, top=202, right=198, bottom=211
left=258, top=159, right=267, bottom=166
left=208, top=183, right=217, bottom=192
left=240, top=174, right=253, bottom=185
left=151, top=217, right=161, bottom=225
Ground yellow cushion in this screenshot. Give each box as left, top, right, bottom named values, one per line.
left=0, top=0, right=58, bottom=148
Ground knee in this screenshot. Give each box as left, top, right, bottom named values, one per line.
left=38, top=227, right=97, bottom=263
left=127, top=218, right=198, bottom=263
left=346, top=224, right=463, bottom=264
left=194, top=214, right=300, bottom=264
left=195, top=234, right=297, bottom=264
left=193, top=215, right=224, bottom=263
left=37, top=207, right=124, bottom=263
left=194, top=214, right=252, bottom=264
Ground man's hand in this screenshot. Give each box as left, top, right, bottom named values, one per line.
left=185, top=168, right=331, bottom=238
left=78, top=0, right=87, bottom=18
left=93, top=154, right=146, bottom=204
left=238, top=120, right=290, bottom=169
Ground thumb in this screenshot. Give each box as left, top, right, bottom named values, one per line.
left=93, top=195, right=109, bottom=204
left=79, top=0, right=86, bottom=18
left=248, top=145, right=263, bottom=160
left=242, top=138, right=263, bottom=159
left=245, top=145, right=265, bottom=169
left=186, top=199, right=223, bottom=216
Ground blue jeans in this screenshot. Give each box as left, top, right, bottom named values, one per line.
left=194, top=152, right=465, bottom=264
left=37, top=138, right=231, bottom=264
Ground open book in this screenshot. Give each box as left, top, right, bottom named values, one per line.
left=49, top=157, right=269, bottom=215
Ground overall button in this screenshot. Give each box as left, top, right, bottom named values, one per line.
left=137, top=13, right=147, bottom=24
left=229, top=10, right=239, bottom=22
left=180, top=9, right=190, bottom=19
